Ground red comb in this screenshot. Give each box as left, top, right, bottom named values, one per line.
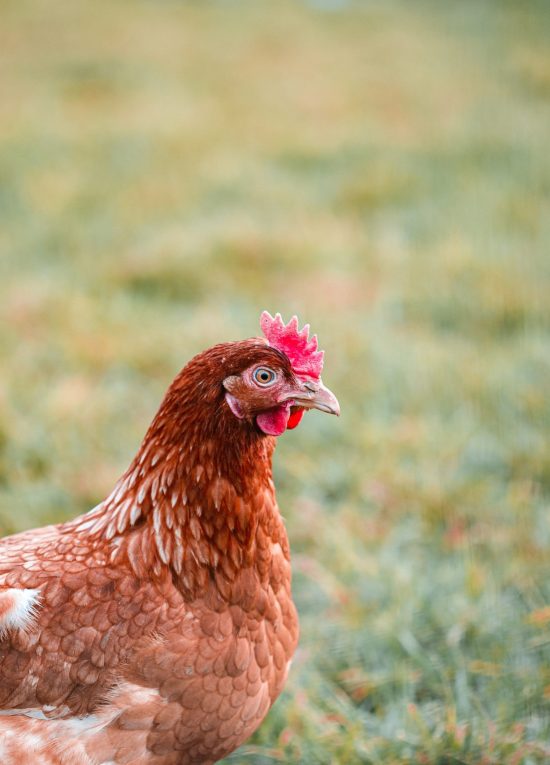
left=260, top=311, right=324, bottom=380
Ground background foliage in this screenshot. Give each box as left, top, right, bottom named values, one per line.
left=1, top=1, right=549, bottom=762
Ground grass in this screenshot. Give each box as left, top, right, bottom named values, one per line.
left=1, top=0, right=550, bottom=762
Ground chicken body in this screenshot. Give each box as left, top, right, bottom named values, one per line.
left=0, top=471, right=295, bottom=765
left=0, top=325, right=337, bottom=765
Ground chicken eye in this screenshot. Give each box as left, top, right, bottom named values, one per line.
left=253, top=367, right=277, bottom=387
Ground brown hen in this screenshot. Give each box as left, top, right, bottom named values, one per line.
left=0, top=311, right=339, bottom=765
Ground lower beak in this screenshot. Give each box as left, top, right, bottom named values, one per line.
left=287, top=379, right=340, bottom=416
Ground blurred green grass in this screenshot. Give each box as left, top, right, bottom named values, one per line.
left=1, top=0, right=550, bottom=762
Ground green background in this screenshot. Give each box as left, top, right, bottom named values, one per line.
left=1, top=1, right=549, bottom=762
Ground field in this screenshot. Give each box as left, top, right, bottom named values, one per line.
left=1, top=0, right=550, bottom=762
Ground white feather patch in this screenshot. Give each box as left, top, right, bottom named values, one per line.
left=0, top=588, right=41, bottom=634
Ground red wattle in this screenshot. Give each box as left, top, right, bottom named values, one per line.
left=286, top=408, right=305, bottom=430
left=256, top=405, right=290, bottom=436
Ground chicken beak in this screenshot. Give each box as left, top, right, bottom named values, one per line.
left=287, top=379, right=340, bottom=416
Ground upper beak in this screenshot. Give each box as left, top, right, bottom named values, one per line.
left=286, top=379, right=340, bottom=416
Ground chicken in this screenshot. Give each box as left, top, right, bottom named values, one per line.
left=0, top=311, right=339, bottom=765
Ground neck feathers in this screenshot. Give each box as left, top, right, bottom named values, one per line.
left=71, top=359, right=286, bottom=597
